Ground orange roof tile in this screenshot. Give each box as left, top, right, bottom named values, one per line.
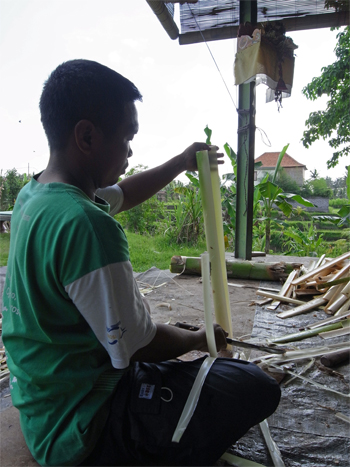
left=255, top=152, right=306, bottom=168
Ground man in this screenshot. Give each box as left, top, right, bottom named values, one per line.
left=2, top=60, right=280, bottom=466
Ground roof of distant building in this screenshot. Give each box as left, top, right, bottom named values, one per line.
left=255, top=152, right=307, bottom=169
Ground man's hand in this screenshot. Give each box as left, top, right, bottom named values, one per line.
left=196, top=324, right=228, bottom=353
left=179, top=142, right=225, bottom=172
left=116, top=142, right=224, bottom=213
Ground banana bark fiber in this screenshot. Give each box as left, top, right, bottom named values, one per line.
left=196, top=150, right=232, bottom=336
left=170, top=256, right=302, bottom=282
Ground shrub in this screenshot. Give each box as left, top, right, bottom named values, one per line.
left=329, top=198, right=348, bottom=208
left=317, top=229, right=350, bottom=241
left=308, top=178, right=333, bottom=197
left=275, top=169, right=301, bottom=194
left=115, top=196, right=165, bottom=235
left=317, top=239, right=349, bottom=258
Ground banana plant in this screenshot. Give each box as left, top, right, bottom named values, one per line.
left=284, top=222, right=324, bottom=257
left=164, top=174, right=203, bottom=244
left=254, top=144, right=314, bottom=253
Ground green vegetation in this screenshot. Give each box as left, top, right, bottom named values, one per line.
left=253, top=144, right=313, bottom=253
left=302, top=26, right=350, bottom=168
left=0, top=168, right=31, bottom=210
left=127, top=232, right=207, bottom=272
left=0, top=233, right=10, bottom=266
left=1, top=130, right=348, bottom=270
left=0, top=231, right=206, bottom=271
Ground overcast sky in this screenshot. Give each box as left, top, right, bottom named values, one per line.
left=0, top=0, right=347, bottom=182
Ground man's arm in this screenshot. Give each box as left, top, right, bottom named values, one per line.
left=130, top=323, right=228, bottom=363
left=118, top=142, right=222, bottom=212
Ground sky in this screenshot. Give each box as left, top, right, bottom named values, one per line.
left=0, top=0, right=348, bottom=183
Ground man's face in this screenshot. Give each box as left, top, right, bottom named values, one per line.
left=98, top=101, right=139, bottom=187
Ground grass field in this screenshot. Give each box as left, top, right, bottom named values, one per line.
left=0, top=233, right=10, bottom=267
left=127, top=231, right=207, bottom=272
left=0, top=231, right=207, bottom=271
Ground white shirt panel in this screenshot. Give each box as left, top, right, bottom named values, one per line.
left=65, top=261, right=157, bottom=369
left=96, top=184, right=124, bottom=216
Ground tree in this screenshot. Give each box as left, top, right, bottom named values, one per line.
left=0, top=168, right=29, bottom=210
left=310, top=169, right=319, bottom=180
left=301, top=26, right=350, bottom=168
left=308, top=178, right=333, bottom=198
left=116, top=165, right=165, bottom=235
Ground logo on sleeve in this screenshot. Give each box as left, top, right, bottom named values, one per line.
left=106, top=321, right=127, bottom=345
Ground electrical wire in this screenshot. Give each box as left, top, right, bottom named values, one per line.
left=186, top=2, right=272, bottom=148
left=187, top=2, right=238, bottom=111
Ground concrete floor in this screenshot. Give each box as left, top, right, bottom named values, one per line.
left=0, top=255, right=313, bottom=467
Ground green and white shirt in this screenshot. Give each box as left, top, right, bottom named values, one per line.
left=2, top=177, right=156, bottom=466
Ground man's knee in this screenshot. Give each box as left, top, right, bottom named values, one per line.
left=247, top=362, right=281, bottom=419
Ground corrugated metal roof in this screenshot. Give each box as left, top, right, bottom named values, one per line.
left=255, top=152, right=306, bottom=168
left=147, top=1, right=349, bottom=43
left=179, top=0, right=346, bottom=34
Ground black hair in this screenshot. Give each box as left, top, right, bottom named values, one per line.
left=39, top=59, right=142, bottom=151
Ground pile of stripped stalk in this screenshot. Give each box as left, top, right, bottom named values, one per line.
left=0, top=346, right=9, bottom=384
left=255, top=251, right=350, bottom=321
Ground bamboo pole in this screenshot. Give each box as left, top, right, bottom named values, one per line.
left=170, top=256, right=301, bottom=281
left=196, top=150, right=232, bottom=337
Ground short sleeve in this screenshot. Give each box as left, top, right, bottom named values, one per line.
left=96, top=184, right=124, bottom=216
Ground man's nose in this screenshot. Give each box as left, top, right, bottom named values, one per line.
left=128, top=148, right=133, bottom=158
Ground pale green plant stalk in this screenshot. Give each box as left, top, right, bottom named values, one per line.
left=196, top=149, right=232, bottom=337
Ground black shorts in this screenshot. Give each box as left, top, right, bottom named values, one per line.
left=80, top=357, right=280, bottom=466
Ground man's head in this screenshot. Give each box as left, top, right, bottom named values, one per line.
left=39, top=59, right=142, bottom=152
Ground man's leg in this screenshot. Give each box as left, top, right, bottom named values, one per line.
left=81, top=357, right=280, bottom=466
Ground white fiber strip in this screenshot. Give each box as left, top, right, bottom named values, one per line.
left=220, top=452, right=267, bottom=466
left=201, top=252, right=217, bottom=358
left=259, top=419, right=286, bottom=467
left=171, top=356, right=216, bottom=443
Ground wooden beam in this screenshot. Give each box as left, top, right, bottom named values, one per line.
left=179, top=25, right=239, bottom=45
left=179, top=12, right=349, bottom=45
left=146, top=0, right=179, bottom=40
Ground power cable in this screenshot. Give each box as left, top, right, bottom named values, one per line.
left=186, top=2, right=271, bottom=147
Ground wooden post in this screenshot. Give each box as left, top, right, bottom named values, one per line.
left=235, top=0, right=257, bottom=260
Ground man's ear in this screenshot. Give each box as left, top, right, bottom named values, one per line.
left=74, top=120, right=97, bottom=154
